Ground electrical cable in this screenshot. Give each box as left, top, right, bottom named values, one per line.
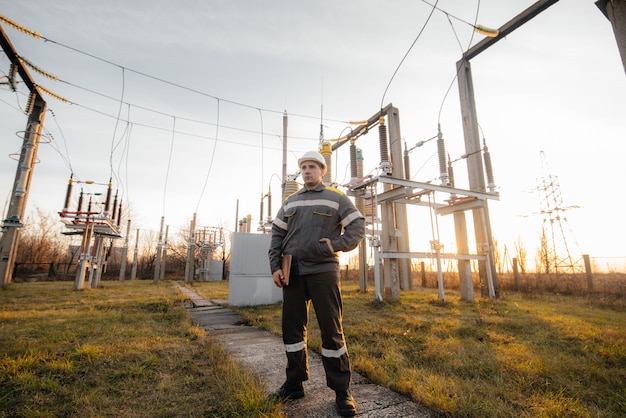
left=419, top=0, right=486, bottom=31
left=259, top=108, right=265, bottom=200
left=64, top=99, right=292, bottom=151
left=39, top=36, right=348, bottom=124
left=3, top=14, right=350, bottom=213
left=195, top=99, right=220, bottom=213
left=411, top=151, right=439, bottom=181
left=109, top=67, right=126, bottom=180
left=58, top=77, right=320, bottom=142
left=44, top=109, right=73, bottom=173
left=2, top=13, right=345, bottom=210
left=162, top=117, right=176, bottom=217
left=111, top=104, right=132, bottom=207
left=380, top=0, right=439, bottom=109
left=117, top=120, right=133, bottom=214
left=436, top=0, right=481, bottom=125
left=0, top=95, right=22, bottom=113
left=0, top=67, right=26, bottom=112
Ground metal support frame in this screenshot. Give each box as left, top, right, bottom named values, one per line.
left=58, top=211, right=121, bottom=289
left=349, top=173, right=498, bottom=301
left=195, top=226, right=224, bottom=282
left=118, top=219, right=131, bottom=281
left=335, top=104, right=411, bottom=300
left=0, top=27, right=47, bottom=286
left=456, top=0, right=560, bottom=298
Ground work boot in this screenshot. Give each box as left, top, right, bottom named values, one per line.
left=270, top=381, right=305, bottom=402
left=335, top=390, right=357, bottom=417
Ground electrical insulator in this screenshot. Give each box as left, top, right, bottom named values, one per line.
left=447, top=157, right=457, bottom=198
left=483, top=146, right=496, bottom=193
left=77, top=190, right=84, bottom=213
left=63, top=176, right=73, bottom=212
left=474, top=24, right=499, bottom=38
left=447, top=157, right=455, bottom=187
left=284, top=180, right=299, bottom=200
left=320, top=141, right=333, bottom=183
left=104, top=180, right=112, bottom=214
left=8, top=63, right=17, bottom=91
left=259, top=194, right=264, bottom=225
left=356, top=147, right=365, bottom=208
left=403, top=149, right=411, bottom=180
left=25, top=91, right=36, bottom=115
left=112, top=191, right=119, bottom=222
left=117, top=203, right=123, bottom=227
left=349, top=141, right=357, bottom=180
left=437, top=126, right=449, bottom=185
left=378, top=117, right=391, bottom=175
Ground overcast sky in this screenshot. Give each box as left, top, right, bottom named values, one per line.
left=1, top=1, right=625, bottom=264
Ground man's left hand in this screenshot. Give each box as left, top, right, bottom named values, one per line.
left=319, top=238, right=334, bottom=253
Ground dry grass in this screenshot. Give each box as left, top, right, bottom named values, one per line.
left=4, top=277, right=624, bottom=417
left=0, top=280, right=280, bottom=418
left=226, top=279, right=626, bottom=418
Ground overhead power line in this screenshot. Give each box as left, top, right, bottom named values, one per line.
left=0, top=13, right=349, bottom=126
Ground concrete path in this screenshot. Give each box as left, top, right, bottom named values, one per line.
left=175, top=283, right=440, bottom=418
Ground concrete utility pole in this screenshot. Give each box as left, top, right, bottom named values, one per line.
left=153, top=216, right=165, bottom=283
left=333, top=103, right=410, bottom=300
left=118, top=219, right=131, bottom=281
left=130, top=229, right=139, bottom=280
left=159, top=224, right=169, bottom=280
left=456, top=0, right=560, bottom=297
left=282, top=111, right=288, bottom=201
left=184, top=213, right=196, bottom=284
left=0, top=26, right=47, bottom=286
left=596, top=0, right=626, bottom=73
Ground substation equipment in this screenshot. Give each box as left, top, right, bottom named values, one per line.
left=194, top=225, right=225, bottom=281
left=331, top=103, right=499, bottom=303
left=303, top=1, right=567, bottom=302
left=58, top=178, right=123, bottom=289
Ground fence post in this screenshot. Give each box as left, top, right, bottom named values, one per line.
left=420, top=261, right=426, bottom=288
left=583, top=254, right=594, bottom=293
left=512, top=257, right=519, bottom=291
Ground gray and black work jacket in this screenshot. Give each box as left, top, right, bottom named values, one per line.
left=269, top=182, right=365, bottom=276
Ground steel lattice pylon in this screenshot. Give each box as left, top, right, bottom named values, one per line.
left=535, top=151, right=584, bottom=274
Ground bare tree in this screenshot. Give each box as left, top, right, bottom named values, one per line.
left=137, top=229, right=157, bottom=279
left=514, top=236, right=527, bottom=274
left=13, top=207, right=75, bottom=278
left=16, top=207, right=69, bottom=265
left=537, top=226, right=551, bottom=274
left=492, top=237, right=503, bottom=274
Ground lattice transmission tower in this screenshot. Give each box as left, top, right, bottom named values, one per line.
left=534, top=151, right=584, bottom=274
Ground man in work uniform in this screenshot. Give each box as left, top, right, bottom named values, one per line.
left=268, top=150, right=365, bottom=417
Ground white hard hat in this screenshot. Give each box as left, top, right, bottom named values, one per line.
left=298, top=150, right=327, bottom=170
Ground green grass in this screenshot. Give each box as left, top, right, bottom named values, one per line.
left=0, top=280, right=281, bottom=418
left=3, top=279, right=624, bottom=417
left=222, top=281, right=626, bottom=418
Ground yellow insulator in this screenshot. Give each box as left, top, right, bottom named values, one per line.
left=363, top=202, right=377, bottom=222
left=0, top=14, right=42, bottom=38
left=474, top=24, right=499, bottom=38
left=320, top=141, right=332, bottom=184
left=283, top=180, right=300, bottom=201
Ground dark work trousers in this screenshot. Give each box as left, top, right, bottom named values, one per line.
left=282, top=271, right=352, bottom=391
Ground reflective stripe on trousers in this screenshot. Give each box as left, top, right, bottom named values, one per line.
left=282, top=271, right=352, bottom=391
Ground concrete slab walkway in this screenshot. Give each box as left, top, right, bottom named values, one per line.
left=175, top=283, right=440, bottom=418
